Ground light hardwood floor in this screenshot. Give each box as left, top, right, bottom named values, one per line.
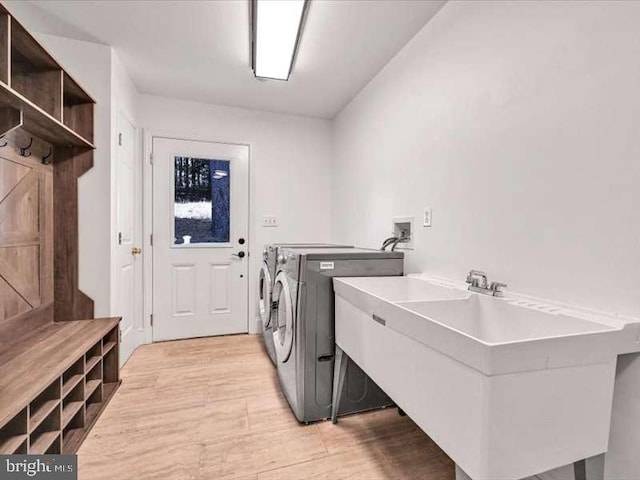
left=78, top=335, right=454, bottom=480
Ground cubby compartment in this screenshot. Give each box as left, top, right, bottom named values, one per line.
left=29, top=378, right=60, bottom=432
left=0, top=407, right=27, bottom=454
left=13, top=438, right=28, bottom=454
left=86, top=341, right=102, bottom=372
left=10, top=21, right=62, bottom=120
left=103, top=339, right=119, bottom=386
left=62, top=357, right=84, bottom=397
left=62, top=381, right=84, bottom=429
left=85, top=386, right=103, bottom=428
left=85, top=358, right=102, bottom=402
left=102, top=327, right=118, bottom=356
left=29, top=407, right=60, bottom=454
left=44, top=435, right=61, bottom=455
left=62, top=73, right=93, bottom=143
left=62, top=408, right=84, bottom=454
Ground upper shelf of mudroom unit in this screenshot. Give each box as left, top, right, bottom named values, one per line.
left=0, top=5, right=95, bottom=149
left=0, top=82, right=95, bottom=149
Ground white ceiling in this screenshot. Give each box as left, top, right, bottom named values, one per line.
left=7, top=0, right=445, bottom=119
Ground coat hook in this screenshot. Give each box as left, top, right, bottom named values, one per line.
left=19, top=137, right=32, bottom=157
left=0, top=136, right=7, bottom=148
left=42, top=147, right=52, bottom=165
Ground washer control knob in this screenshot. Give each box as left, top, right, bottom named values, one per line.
left=278, top=254, right=287, bottom=265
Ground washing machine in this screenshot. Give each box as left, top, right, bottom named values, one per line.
left=258, top=244, right=352, bottom=365
left=271, top=247, right=404, bottom=423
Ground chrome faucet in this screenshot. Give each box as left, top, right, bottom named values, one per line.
left=466, top=270, right=488, bottom=289
left=466, top=270, right=507, bottom=297
left=489, top=282, right=507, bottom=297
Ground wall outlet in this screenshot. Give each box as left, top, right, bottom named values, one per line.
left=423, top=207, right=432, bottom=227
left=262, top=216, right=279, bottom=227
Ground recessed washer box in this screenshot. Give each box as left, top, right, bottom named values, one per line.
left=391, top=216, right=414, bottom=250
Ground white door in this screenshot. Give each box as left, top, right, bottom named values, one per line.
left=115, top=112, right=143, bottom=363
left=152, top=137, right=249, bottom=341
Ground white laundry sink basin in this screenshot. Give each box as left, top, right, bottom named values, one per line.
left=396, top=294, right=614, bottom=345
left=335, top=275, right=632, bottom=375
left=333, top=275, right=640, bottom=480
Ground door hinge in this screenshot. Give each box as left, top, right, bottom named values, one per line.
left=118, top=328, right=122, bottom=343
left=118, top=232, right=122, bottom=245
left=150, top=152, right=153, bottom=164
left=150, top=314, right=153, bottom=326
left=118, top=132, right=122, bottom=146
left=150, top=234, right=153, bottom=246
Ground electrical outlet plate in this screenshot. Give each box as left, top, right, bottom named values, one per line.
left=391, top=217, right=414, bottom=250
left=262, top=216, right=279, bottom=227
left=423, top=207, right=432, bottom=227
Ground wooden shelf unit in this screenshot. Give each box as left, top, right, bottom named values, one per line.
left=0, top=407, right=26, bottom=455
left=62, top=357, right=84, bottom=397
left=0, top=2, right=116, bottom=457
left=10, top=19, right=63, bottom=121
left=62, top=72, right=93, bottom=143
left=0, top=6, right=95, bottom=148
left=30, top=431, right=59, bottom=455
left=0, top=320, right=121, bottom=455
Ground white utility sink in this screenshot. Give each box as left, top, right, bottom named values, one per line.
left=397, top=294, right=613, bottom=344
left=333, top=275, right=640, bottom=480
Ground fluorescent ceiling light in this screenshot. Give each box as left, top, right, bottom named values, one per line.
left=252, top=0, right=308, bottom=81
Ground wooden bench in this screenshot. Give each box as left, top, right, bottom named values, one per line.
left=0, top=317, right=121, bottom=455
left=0, top=3, right=122, bottom=457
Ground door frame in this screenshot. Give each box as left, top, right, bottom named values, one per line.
left=142, top=130, right=253, bottom=343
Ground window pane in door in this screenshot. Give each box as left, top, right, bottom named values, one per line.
left=174, top=157, right=230, bottom=245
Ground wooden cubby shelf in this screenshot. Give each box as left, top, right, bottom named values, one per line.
left=85, top=380, right=101, bottom=400
left=10, top=19, right=63, bottom=121
left=0, top=2, right=117, bottom=457
left=62, top=73, right=93, bottom=143
left=62, top=374, right=83, bottom=397
left=0, top=433, right=26, bottom=454
left=103, top=341, right=117, bottom=355
left=85, top=355, right=101, bottom=373
left=30, top=431, right=59, bottom=455
left=0, top=5, right=94, bottom=149
left=62, top=402, right=83, bottom=429
left=0, top=320, right=120, bottom=455
left=29, top=400, right=59, bottom=432
left=62, top=428, right=84, bottom=455
left=0, top=407, right=26, bottom=454
left=102, top=383, right=118, bottom=400
left=84, top=403, right=101, bottom=428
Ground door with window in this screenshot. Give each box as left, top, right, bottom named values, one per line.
left=152, top=137, right=249, bottom=341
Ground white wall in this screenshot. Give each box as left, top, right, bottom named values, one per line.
left=138, top=95, right=333, bottom=333
left=111, top=53, right=139, bottom=127
left=35, top=33, right=113, bottom=318
left=331, top=1, right=640, bottom=477
left=332, top=0, right=640, bottom=320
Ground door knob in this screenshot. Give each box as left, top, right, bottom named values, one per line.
left=131, top=247, right=142, bottom=255
left=232, top=251, right=246, bottom=259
